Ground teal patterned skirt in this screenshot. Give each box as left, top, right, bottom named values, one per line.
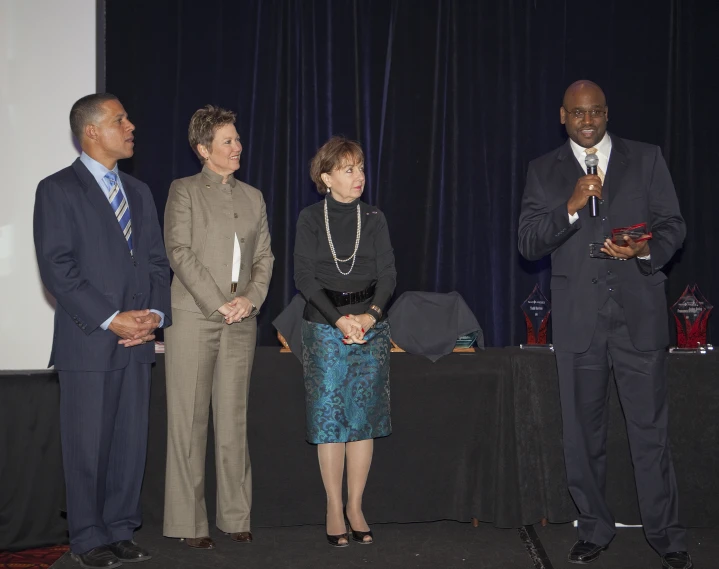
left=301, top=320, right=392, bottom=444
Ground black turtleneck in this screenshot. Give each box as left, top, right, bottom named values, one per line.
left=294, top=194, right=397, bottom=326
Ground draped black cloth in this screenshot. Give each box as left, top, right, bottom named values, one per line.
left=388, top=291, right=483, bottom=361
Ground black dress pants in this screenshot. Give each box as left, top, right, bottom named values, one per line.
left=555, top=297, right=685, bottom=554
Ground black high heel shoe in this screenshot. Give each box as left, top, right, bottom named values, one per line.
left=348, top=523, right=373, bottom=545
left=326, top=531, right=349, bottom=548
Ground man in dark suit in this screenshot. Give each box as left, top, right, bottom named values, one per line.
left=33, top=93, right=171, bottom=569
left=518, top=81, right=691, bottom=569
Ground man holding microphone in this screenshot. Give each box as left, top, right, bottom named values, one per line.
left=518, top=80, right=691, bottom=569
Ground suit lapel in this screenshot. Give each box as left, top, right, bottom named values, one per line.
left=604, top=134, right=629, bottom=211
left=557, top=140, right=585, bottom=193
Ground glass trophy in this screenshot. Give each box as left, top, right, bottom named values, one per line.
left=589, top=222, right=652, bottom=259
left=610, top=222, right=652, bottom=245
left=454, top=331, right=479, bottom=352
left=669, top=284, right=714, bottom=354
left=520, top=284, right=553, bottom=351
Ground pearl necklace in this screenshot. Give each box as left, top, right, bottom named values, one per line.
left=324, top=197, right=361, bottom=276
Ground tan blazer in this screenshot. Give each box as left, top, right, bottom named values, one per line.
left=164, top=166, right=274, bottom=317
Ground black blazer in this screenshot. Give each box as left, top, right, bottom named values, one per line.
left=518, top=134, right=685, bottom=353
left=33, top=158, right=172, bottom=371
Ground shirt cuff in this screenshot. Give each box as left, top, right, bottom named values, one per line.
left=150, top=309, right=165, bottom=328
left=101, top=310, right=120, bottom=330
left=568, top=212, right=579, bottom=224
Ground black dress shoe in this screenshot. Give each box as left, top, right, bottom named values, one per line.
left=107, top=540, right=152, bottom=562
left=70, top=546, right=122, bottom=568
left=661, top=551, right=693, bottom=569
left=568, top=540, right=606, bottom=564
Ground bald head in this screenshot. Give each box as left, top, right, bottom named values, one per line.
left=563, top=80, right=606, bottom=108
left=560, top=80, right=609, bottom=148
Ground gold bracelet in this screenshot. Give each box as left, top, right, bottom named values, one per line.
left=369, top=304, right=383, bottom=318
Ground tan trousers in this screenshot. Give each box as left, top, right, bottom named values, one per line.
left=163, top=308, right=256, bottom=538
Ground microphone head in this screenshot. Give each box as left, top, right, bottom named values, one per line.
left=585, top=153, right=599, bottom=167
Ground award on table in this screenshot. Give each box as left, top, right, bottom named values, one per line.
left=669, top=284, right=714, bottom=354
left=520, top=284, right=553, bottom=351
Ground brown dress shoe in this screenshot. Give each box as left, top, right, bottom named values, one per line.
left=229, top=532, right=253, bottom=543
left=182, top=536, right=215, bottom=549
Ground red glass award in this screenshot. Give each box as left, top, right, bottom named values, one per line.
left=610, top=222, right=652, bottom=245
left=520, top=284, right=553, bottom=350
left=589, top=222, right=652, bottom=259
left=670, top=284, right=714, bottom=353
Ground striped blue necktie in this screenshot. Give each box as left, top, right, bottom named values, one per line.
left=104, top=171, right=133, bottom=253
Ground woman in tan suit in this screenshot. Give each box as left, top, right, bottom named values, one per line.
left=163, top=105, right=273, bottom=549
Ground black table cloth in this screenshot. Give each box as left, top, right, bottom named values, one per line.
left=2, top=348, right=717, bottom=550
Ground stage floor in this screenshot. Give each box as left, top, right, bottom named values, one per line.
left=48, top=521, right=716, bottom=569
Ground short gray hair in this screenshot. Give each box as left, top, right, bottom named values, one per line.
left=188, top=105, right=237, bottom=162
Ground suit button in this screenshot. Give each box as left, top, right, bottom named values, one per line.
left=592, top=278, right=598, bottom=284
left=602, top=216, right=608, bottom=221
left=240, top=238, right=245, bottom=243
left=234, top=213, right=238, bottom=218
left=607, top=270, right=612, bottom=275
left=609, top=287, right=614, bottom=292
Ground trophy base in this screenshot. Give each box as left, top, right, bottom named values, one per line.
left=519, top=343, right=554, bottom=352
left=668, top=344, right=713, bottom=354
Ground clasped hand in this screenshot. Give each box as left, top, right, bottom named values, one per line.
left=110, top=309, right=161, bottom=348
left=335, top=314, right=376, bottom=345
left=218, top=296, right=254, bottom=324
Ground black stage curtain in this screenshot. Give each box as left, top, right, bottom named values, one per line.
left=105, top=0, right=718, bottom=347
left=3, top=349, right=718, bottom=550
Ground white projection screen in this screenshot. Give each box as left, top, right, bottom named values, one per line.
left=0, top=0, right=97, bottom=370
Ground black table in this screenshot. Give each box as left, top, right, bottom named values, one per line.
left=2, top=348, right=718, bottom=551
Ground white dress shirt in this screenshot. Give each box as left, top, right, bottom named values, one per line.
left=232, top=234, right=242, bottom=284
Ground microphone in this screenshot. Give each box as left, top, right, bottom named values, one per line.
left=585, top=153, right=600, bottom=217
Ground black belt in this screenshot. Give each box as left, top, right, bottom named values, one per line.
left=324, top=283, right=376, bottom=307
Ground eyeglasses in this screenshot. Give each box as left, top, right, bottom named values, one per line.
left=563, top=107, right=606, bottom=120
